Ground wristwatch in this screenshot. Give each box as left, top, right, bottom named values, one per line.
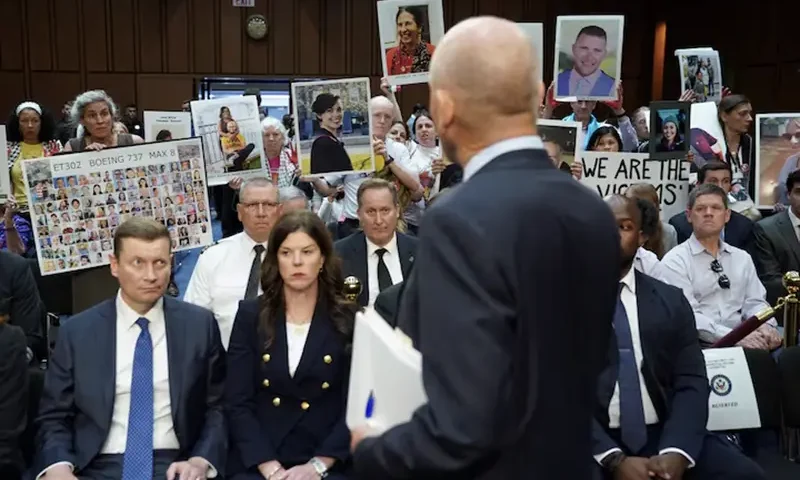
left=308, top=457, right=329, bottom=478
left=601, top=451, right=627, bottom=471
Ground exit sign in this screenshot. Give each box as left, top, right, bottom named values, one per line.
left=233, top=0, right=254, bottom=6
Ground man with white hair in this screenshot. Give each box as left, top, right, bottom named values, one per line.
left=308, top=96, right=423, bottom=239
left=279, top=186, right=308, bottom=213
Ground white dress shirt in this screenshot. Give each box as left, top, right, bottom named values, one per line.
left=184, top=232, right=267, bottom=349
left=594, top=268, right=694, bottom=467
left=634, top=247, right=665, bottom=278
left=286, top=322, right=311, bottom=377
left=366, top=233, right=404, bottom=306
left=658, top=234, right=774, bottom=340
left=463, top=136, right=544, bottom=182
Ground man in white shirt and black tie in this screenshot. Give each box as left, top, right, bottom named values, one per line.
left=184, top=177, right=280, bottom=348
left=593, top=195, right=765, bottom=480
left=33, top=217, right=225, bottom=480
left=335, top=178, right=417, bottom=307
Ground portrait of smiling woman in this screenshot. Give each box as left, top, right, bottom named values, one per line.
left=385, top=5, right=435, bottom=76
left=309, top=93, right=354, bottom=175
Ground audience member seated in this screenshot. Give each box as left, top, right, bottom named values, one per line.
left=626, top=183, right=678, bottom=256
left=336, top=179, right=417, bottom=307
left=225, top=211, right=357, bottom=480
left=0, top=299, right=29, bottom=480
left=279, top=185, right=309, bottom=213
left=669, top=162, right=754, bottom=251
left=593, top=195, right=766, bottom=480
left=752, top=169, right=800, bottom=306
left=185, top=178, right=280, bottom=349
left=659, top=184, right=781, bottom=349
left=32, top=218, right=225, bottom=479
left=1, top=198, right=33, bottom=255
left=0, top=250, right=45, bottom=363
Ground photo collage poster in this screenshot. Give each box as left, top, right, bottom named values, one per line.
left=143, top=111, right=192, bottom=142
left=22, top=138, right=214, bottom=276
left=190, top=96, right=266, bottom=186
left=676, top=47, right=723, bottom=104
left=377, top=0, right=446, bottom=86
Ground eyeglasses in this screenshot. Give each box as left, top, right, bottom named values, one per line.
left=710, top=259, right=730, bottom=289
left=241, top=201, right=279, bottom=212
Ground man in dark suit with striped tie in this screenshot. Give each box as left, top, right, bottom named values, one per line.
left=33, top=218, right=226, bottom=480
left=594, top=196, right=765, bottom=480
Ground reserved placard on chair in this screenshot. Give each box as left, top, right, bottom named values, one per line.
left=702, top=347, right=761, bottom=431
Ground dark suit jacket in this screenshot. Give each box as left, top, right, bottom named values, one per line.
left=0, top=323, right=28, bottom=473
left=353, top=148, right=621, bottom=479
left=593, top=272, right=708, bottom=459
left=669, top=209, right=754, bottom=252
left=225, top=299, right=352, bottom=474
left=34, top=296, right=227, bottom=475
left=374, top=282, right=405, bottom=328
left=334, top=232, right=417, bottom=307
left=752, top=210, right=800, bottom=306
left=0, top=251, right=45, bottom=359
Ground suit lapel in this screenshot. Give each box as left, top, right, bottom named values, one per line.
left=350, top=233, right=369, bottom=306
left=271, top=311, right=294, bottom=386
left=96, top=299, right=117, bottom=431
left=292, top=302, right=332, bottom=381
left=397, top=234, right=415, bottom=279
left=163, top=297, right=184, bottom=423
left=776, top=212, right=800, bottom=266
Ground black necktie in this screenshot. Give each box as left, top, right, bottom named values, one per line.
left=375, top=248, right=393, bottom=292
left=245, top=244, right=266, bottom=300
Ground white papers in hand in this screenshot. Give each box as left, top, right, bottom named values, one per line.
left=346, top=308, right=427, bottom=434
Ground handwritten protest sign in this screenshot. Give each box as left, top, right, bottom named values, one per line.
left=580, top=152, right=691, bottom=219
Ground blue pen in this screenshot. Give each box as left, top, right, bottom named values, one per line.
left=365, top=390, right=375, bottom=419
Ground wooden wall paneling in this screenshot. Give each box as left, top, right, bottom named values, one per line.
left=500, top=0, right=524, bottom=21
left=110, top=0, right=136, bottom=72
left=191, top=0, right=216, bottom=73
left=86, top=73, right=136, bottom=108
left=348, top=0, right=373, bottom=76
left=138, top=0, right=164, bottom=73
left=777, top=64, right=800, bottom=112
left=735, top=66, right=778, bottom=113
left=322, top=0, right=347, bottom=76
left=297, top=0, right=322, bottom=75
left=777, top=5, right=800, bottom=63
left=449, top=0, right=477, bottom=28
left=218, top=2, right=243, bottom=73
left=245, top=0, right=270, bottom=74
left=738, top=6, right=777, bottom=66
left=30, top=73, right=82, bottom=114
left=369, top=0, right=381, bottom=76
left=477, top=0, right=502, bottom=17
left=271, top=0, right=297, bottom=75
left=0, top=72, right=28, bottom=116
left=0, top=0, right=24, bottom=71
left=137, top=74, right=193, bottom=111
left=53, top=0, right=81, bottom=71
left=165, top=0, right=191, bottom=73
left=26, top=0, right=53, bottom=71
left=82, top=0, right=109, bottom=72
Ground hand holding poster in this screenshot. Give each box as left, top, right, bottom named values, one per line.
left=143, top=111, right=192, bottom=142
left=580, top=152, right=691, bottom=219
left=22, top=138, right=213, bottom=276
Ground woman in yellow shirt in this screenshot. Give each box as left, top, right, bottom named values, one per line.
left=7, top=101, right=62, bottom=218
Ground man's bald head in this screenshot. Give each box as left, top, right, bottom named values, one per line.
left=429, top=16, right=540, bottom=122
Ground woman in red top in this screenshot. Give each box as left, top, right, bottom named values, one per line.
left=385, top=6, right=435, bottom=75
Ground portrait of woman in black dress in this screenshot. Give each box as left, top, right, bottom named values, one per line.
left=309, top=93, right=354, bottom=175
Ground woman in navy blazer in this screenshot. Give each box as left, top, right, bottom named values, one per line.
left=225, top=210, right=359, bottom=480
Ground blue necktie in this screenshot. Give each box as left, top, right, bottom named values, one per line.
left=121, top=317, right=154, bottom=480
left=614, top=284, right=647, bottom=453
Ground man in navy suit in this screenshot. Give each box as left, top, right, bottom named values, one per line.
left=34, top=217, right=226, bottom=480
left=593, top=195, right=765, bottom=480
left=669, top=161, right=754, bottom=251
left=335, top=178, right=417, bottom=308
left=351, top=17, right=621, bottom=479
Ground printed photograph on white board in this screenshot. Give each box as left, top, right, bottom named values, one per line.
left=648, top=101, right=691, bottom=159
left=377, top=0, right=445, bottom=86
left=537, top=119, right=583, bottom=176
left=676, top=48, right=722, bottom=104
left=755, top=113, right=800, bottom=208
left=291, top=78, right=374, bottom=177
left=517, top=23, right=544, bottom=84
left=190, top=96, right=265, bottom=186
left=143, top=111, right=192, bottom=142
left=553, top=15, right=624, bottom=101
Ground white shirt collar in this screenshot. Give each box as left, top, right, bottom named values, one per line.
left=788, top=208, right=800, bottom=231
left=240, top=231, right=268, bottom=253
left=115, top=290, right=164, bottom=329
left=620, top=264, right=637, bottom=295
left=366, top=233, right=398, bottom=258
left=688, top=233, right=732, bottom=256
left=463, top=135, right=544, bottom=182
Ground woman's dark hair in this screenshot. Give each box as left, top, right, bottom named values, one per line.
left=396, top=6, right=425, bottom=30
left=219, top=106, right=230, bottom=118
left=626, top=183, right=665, bottom=259
left=156, top=129, right=172, bottom=141
left=391, top=120, right=410, bottom=140
left=412, top=109, right=433, bottom=133
left=311, top=93, right=340, bottom=116
left=718, top=94, right=750, bottom=120
left=587, top=125, right=623, bottom=152
left=259, top=210, right=358, bottom=348
left=7, top=106, right=58, bottom=143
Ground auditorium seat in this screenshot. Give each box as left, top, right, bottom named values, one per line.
left=777, top=347, right=800, bottom=461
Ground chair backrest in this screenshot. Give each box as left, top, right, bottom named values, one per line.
left=743, top=348, right=783, bottom=429
left=777, top=346, right=800, bottom=427
left=20, top=367, right=45, bottom=469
